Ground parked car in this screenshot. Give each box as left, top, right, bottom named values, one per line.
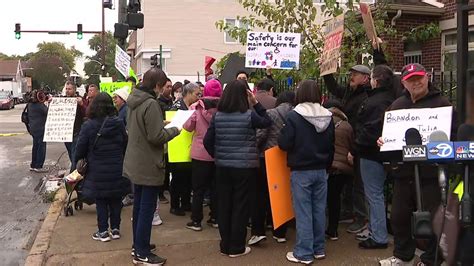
left=0, top=92, right=15, bottom=110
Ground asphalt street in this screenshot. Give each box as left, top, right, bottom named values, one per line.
left=0, top=104, right=69, bottom=265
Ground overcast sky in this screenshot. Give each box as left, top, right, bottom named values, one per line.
left=0, top=0, right=118, bottom=57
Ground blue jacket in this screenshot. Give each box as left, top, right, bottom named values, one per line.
left=118, top=103, right=127, bottom=126
left=27, top=102, right=48, bottom=136
left=75, top=116, right=129, bottom=199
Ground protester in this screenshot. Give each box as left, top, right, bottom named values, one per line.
left=123, top=68, right=180, bottom=265
left=251, top=91, right=295, bottom=245
left=236, top=70, right=249, bottom=81
left=254, top=78, right=276, bottom=109
left=157, top=78, right=173, bottom=204
left=204, top=79, right=271, bottom=257
left=278, top=80, right=335, bottom=264
left=183, top=79, right=222, bottom=231
left=64, top=81, right=86, bottom=173
left=377, top=63, right=455, bottom=265
left=323, top=64, right=370, bottom=234
left=356, top=65, right=395, bottom=249
left=171, top=81, right=183, bottom=102
left=112, top=87, right=129, bottom=126
left=27, top=89, right=48, bottom=173
left=75, top=92, right=130, bottom=242
left=87, top=84, right=99, bottom=104
left=322, top=99, right=354, bottom=241
left=168, top=82, right=200, bottom=216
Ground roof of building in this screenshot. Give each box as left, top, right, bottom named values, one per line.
left=0, top=60, right=20, bottom=77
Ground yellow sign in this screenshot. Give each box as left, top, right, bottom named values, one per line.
left=99, top=82, right=133, bottom=96
left=166, top=111, right=193, bottom=163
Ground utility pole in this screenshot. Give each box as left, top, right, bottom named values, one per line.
left=101, top=0, right=106, bottom=77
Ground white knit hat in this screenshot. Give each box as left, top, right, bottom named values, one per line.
left=113, top=87, right=130, bottom=102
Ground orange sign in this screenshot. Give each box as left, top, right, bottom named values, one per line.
left=265, top=147, right=294, bottom=229
left=360, top=3, right=378, bottom=48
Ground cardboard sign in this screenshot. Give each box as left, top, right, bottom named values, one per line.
left=44, top=97, right=78, bottom=142
left=166, top=111, right=193, bottom=163
left=265, top=147, right=294, bottom=229
left=99, top=82, right=133, bottom=96
left=360, top=4, right=378, bottom=48
left=380, top=106, right=453, bottom=151
left=115, top=44, right=131, bottom=78
left=245, top=31, right=301, bottom=70
left=320, top=14, right=344, bottom=76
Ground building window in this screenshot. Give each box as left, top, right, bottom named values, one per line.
left=224, top=18, right=248, bottom=44
left=404, top=42, right=422, bottom=65
left=442, top=30, right=474, bottom=71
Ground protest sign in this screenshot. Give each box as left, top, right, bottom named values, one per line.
left=166, top=111, right=193, bottom=163
left=245, top=31, right=301, bottom=70
left=320, top=14, right=345, bottom=76
left=380, top=106, right=453, bottom=151
left=165, top=110, right=195, bottom=129
left=44, top=97, right=78, bottom=142
left=265, top=147, right=294, bottom=229
left=115, top=44, right=131, bottom=78
left=360, top=3, right=378, bottom=47
left=100, top=82, right=133, bottom=96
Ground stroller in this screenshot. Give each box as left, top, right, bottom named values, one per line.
left=63, top=170, right=94, bottom=216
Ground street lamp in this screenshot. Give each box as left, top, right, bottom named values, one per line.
left=89, top=59, right=106, bottom=71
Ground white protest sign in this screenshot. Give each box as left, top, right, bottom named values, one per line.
left=320, top=14, right=344, bottom=76
left=44, top=97, right=78, bottom=142
left=165, top=110, right=195, bottom=129
left=245, top=31, right=301, bottom=70
left=115, top=44, right=131, bottom=78
left=380, top=106, right=453, bottom=151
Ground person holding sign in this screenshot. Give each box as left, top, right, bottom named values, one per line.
left=278, top=80, right=335, bottom=264
left=123, top=68, right=180, bottom=265
left=356, top=65, right=396, bottom=249
left=377, top=63, right=456, bottom=266
left=64, top=81, right=86, bottom=173
left=203, top=80, right=271, bottom=258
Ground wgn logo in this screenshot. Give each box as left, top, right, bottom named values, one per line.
left=427, top=142, right=454, bottom=160
left=402, top=145, right=427, bottom=161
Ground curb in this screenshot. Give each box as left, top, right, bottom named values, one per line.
left=25, top=187, right=66, bottom=266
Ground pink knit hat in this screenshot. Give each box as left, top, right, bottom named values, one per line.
left=203, top=79, right=222, bottom=97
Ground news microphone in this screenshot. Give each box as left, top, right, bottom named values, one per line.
left=405, top=128, right=433, bottom=239
left=428, top=130, right=450, bottom=207
left=457, top=124, right=474, bottom=225
left=402, top=128, right=427, bottom=162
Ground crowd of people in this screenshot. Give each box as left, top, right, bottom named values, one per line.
left=23, top=38, right=465, bottom=266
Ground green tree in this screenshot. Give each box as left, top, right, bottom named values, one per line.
left=216, top=0, right=396, bottom=82
left=84, top=31, right=123, bottom=85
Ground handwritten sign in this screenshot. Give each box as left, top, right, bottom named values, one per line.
left=44, top=97, right=78, bottom=142
left=380, top=106, right=453, bottom=151
left=245, top=31, right=301, bottom=70
left=115, top=44, right=131, bottom=78
left=100, top=82, right=133, bottom=96
left=360, top=4, right=378, bottom=48
left=320, top=14, right=345, bottom=76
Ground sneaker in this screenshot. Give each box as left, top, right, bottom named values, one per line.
left=286, top=252, right=313, bottom=264
left=346, top=219, right=367, bottom=234
left=379, top=256, right=414, bottom=266
left=186, top=221, right=202, bottom=231
left=325, top=230, right=338, bottom=241
left=314, top=254, right=326, bottom=260
left=248, top=235, right=266, bottom=245
left=152, top=213, right=163, bottom=226
left=272, top=235, right=287, bottom=243
left=131, top=244, right=157, bottom=257
left=355, top=228, right=371, bottom=241
left=358, top=238, right=388, bottom=249
left=111, top=229, right=120, bottom=239
left=132, top=253, right=166, bottom=265
left=29, top=167, right=35, bottom=172
left=169, top=208, right=185, bottom=216
left=33, top=167, right=49, bottom=173
left=122, top=195, right=134, bottom=207
left=206, top=218, right=218, bottom=228
left=159, top=194, right=169, bottom=204
left=229, top=247, right=251, bottom=258
left=92, top=231, right=111, bottom=242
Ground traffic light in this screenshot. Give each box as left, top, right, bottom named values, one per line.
left=15, top=23, right=21, bottom=40
left=77, top=24, right=83, bottom=40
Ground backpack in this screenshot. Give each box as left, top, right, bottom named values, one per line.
left=21, top=104, right=30, bottom=133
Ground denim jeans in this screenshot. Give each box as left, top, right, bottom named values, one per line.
left=31, top=131, right=46, bottom=169
left=291, top=169, right=328, bottom=261
left=96, top=197, right=122, bottom=232
left=65, top=134, right=78, bottom=173
left=360, top=158, right=388, bottom=244
left=132, top=184, right=159, bottom=256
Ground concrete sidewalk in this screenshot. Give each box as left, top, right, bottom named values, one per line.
left=27, top=190, right=393, bottom=265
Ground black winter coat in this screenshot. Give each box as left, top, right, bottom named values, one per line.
left=75, top=116, right=130, bottom=199
left=27, top=102, right=48, bottom=136
left=355, top=86, right=395, bottom=161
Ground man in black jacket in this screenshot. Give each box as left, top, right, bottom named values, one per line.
left=323, top=64, right=371, bottom=234
left=378, top=63, right=455, bottom=266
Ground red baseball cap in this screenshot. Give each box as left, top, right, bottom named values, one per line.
left=401, top=63, right=427, bottom=81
